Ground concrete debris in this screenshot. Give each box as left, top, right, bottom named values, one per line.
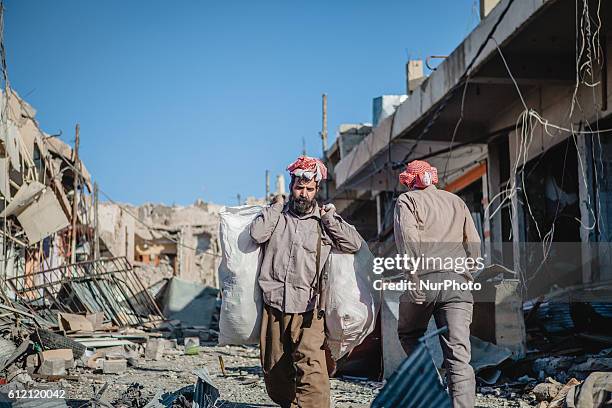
left=25, top=354, right=39, bottom=370
left=39, top=349, right=74, bottom=370
left=473, top=265, right=526, bottom=358
left=103, top=345, right=140, bottom=366
left=113, top=383, right=146, bottom=408
left=547, top=378, right=581, bottom=408
left=0, top=181, right=45, bottom=218
left=38, top=359, right=66, bottom=377
left=86, top=312, right=107, bottom=331
left=16, top=188, right=70, bottom=244
left=533, top=348, right=612, bottom=383
left=102, top=359, right=127, bottom=374
left=533, top=378, right=563, bottom=402
left=145, top=339, right=165, bottom=361
left=58, top=313, right=94, bottom=333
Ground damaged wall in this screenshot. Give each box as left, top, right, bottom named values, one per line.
left=99, top=199, right=222, bottom=288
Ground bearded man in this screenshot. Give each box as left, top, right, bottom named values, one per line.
left=250, top=156, right=362, bottom=408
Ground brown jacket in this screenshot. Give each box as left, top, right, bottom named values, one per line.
left=394, top=185, right=482, bottom=277
left=251, top=201, right=362, bottom=313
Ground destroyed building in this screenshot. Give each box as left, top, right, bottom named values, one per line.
left=0, top=88, right=94, bottom=279
left=98, top=200, right=223, bottom=288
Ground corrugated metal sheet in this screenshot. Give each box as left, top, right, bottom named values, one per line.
left=371, top=333, right=451, bottom=408
left=7, top=257, right=164, bottom=327
left=142, top=368, right=219, bottom=408
left=193, top=368, right=220, bottom=408
left=531, top=284, right=612, bottom=335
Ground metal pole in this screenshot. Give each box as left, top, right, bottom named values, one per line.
left=321, top=94, right=328, bottom=156
left=265, top=170, right=270, bottom=200
left=94, top=181, right=100, bottom=260
left=70, top=124, right=80, bottom=265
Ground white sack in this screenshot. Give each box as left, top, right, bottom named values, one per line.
left=218, top=205, right=263, bottom=345
left=218, top=204, right=379, bottom=357
left=325, top=241, right=379, bottom=360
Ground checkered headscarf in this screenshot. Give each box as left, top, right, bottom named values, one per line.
left=287, top=156, right=328, bottom=182
left=399, top=160, right=438, bottom=189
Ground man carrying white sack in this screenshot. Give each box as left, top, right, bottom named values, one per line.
left=250, top=155, right=362, bottom=408
left=394, top=160, right=481, bottom=408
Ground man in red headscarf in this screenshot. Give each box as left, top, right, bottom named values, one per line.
left=394, top=160, right=481, bottom=408
left=250, top=155, right=362, bottom=408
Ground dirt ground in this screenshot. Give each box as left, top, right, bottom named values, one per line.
left=30, top=344, right=539, bottom=407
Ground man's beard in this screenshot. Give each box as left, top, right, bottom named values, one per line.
left=291, top=196, right=316, bottom=215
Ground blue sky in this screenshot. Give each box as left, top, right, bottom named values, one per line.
left=5, top=0, right=479, bottom=205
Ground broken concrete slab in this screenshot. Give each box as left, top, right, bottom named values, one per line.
left=472, top=269, right=526, bottom=358
left=40, top=349, right=74, bottom=370
left=58, top=313, right=95, bottom=333
left=38, top=359, right=66, bottom=377
left=533, top=378, right=563, bottom=402
left=161, top=339, right=177, bottom=350
left=25, top=353, right=39, bottom=369
left=102, top=359, right=127, bottom=374
left=102, top=344, right=139, bottom=366
left=0, top=181, right=45, bottom=218
left=145, top=338, right=165, bottom=361
left=86, top=312, right=106, bottom=331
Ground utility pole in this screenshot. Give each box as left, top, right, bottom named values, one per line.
left=265, top=170, right=270, bottom=200
left=93, top=181, right=100, bottom=260
left=320, top=94, right=329, bottom=201
left=70, top=123, right=80, bottom=265
left=302, top=136, right=307, bottom=156
left=320, top=94, right=328, bottom=157
left=236, top=194, right=241, bottom=205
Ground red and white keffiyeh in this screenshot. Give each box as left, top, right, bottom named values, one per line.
left=399, top=160, right=438, bottom=189
left=287, top=156, right=328, bottom=182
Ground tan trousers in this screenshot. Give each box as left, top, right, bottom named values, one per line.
left=260, top=303, right=330, bottom=408
left=397, top=272, right=476, bottom=408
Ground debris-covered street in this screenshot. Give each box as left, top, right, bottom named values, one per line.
left=18, top=343, right=537, bottom=407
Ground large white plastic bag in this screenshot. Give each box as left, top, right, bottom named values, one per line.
left=325, top=241, right=379, bottom=360
left=218, top=205, right=263, bottom=345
